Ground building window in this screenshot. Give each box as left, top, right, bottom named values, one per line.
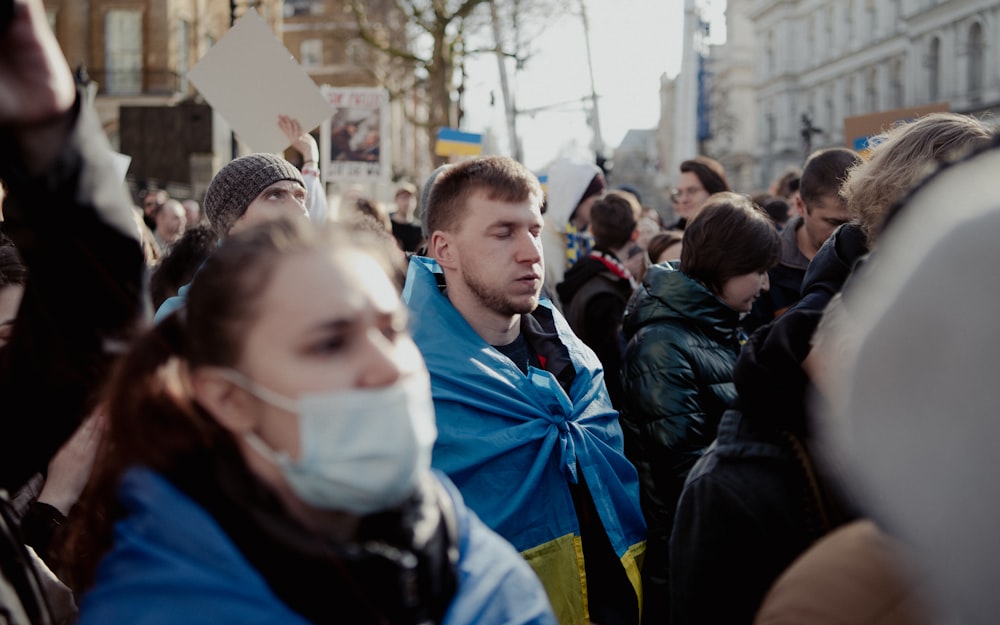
left=104, top=9, right=143, bottom=95
left=300, top=39, right=323, bottom=68
left=845, top=76, right=855, bottom=117
left=927, top=36, right=941, bottom=102
left=824, top=7, right=833, bottom=59
left=866, top=0, right=877, bottom=40
left=890, top=58, right=903, bottom=108
left=178, top=19, right=190, bottom=93
left=967, top=22, right=984, bottom=98
left=765, top=30, right=775, bottom=75
left=284, top=0, right=325, bottom=17
left=844, top=0, right=853, bottom=50
left=865, top=68, right=878, bottom=112
left=346, top=39, right=365, bottom=64
left=806, top=16, right=814, bottom=67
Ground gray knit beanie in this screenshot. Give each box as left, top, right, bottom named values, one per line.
left=205, top=153, right=305, bottom=236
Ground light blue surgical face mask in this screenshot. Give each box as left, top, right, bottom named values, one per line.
left=222, top=370, right=438, bottom=515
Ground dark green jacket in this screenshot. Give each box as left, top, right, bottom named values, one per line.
left=619, top=261, right=742, bottom=625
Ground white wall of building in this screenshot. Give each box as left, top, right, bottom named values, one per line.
left=662, top=0, right=1000, bottom=191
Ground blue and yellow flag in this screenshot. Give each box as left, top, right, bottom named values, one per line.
left=403, top=257, right=646, bottom=625
left=435, top=128, right=483, bottom=157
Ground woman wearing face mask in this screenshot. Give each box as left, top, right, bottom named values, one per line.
left=618, top=192, right=781, bottom=625
left=68, top=218, right=557, bottom=625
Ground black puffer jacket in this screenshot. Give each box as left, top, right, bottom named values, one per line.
left=669, top=309, right=854, bottom=625
left=792, top=222, right=868, bottom=314
left=619, top=261, right=742, bottom=625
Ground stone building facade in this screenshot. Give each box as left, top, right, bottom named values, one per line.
left=43, top=0, right=282, bottom=142
left=751, top=0, right=1000, bottom=187
left=661, top=0, right=1000, bottom=193
left=43, top=0, right=282, bottom=199
left=43, top=0, right=427, bottom=201
left=282, top=0, right=431, bottom=193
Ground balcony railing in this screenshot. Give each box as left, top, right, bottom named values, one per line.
left=88, top=68, right=188, bottom=97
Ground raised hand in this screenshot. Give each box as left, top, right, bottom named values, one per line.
left=0, top=0, right=74, bottom=127
left=278, top=114, right=319, bottom=164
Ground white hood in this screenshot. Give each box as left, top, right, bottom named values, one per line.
left=545, top=159, right=602, bottom=232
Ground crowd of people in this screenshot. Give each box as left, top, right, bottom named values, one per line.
left=3, top=1, right=1000, bottom=624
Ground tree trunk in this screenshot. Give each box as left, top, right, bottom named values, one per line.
left=427, top=23, right=453, bottom=166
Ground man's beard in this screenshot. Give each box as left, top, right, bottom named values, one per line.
left=463, top=267, right=539, bottom=317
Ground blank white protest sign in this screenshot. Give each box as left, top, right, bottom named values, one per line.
left=187, top=9, right=333, bottom=155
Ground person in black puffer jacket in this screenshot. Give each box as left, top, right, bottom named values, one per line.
left=619, top=193, right=781, bottom=625
left=669, top=309, right=856, bottom=625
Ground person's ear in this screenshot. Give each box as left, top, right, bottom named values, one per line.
left=630, top=228, right=640, bottom=242
left=794, top=194, right=807, bottom=217
left=190, top=367, right=257, bottom=435
left=429, top=231, right=458, bottom=269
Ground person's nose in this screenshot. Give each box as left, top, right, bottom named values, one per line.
left=516, top=231, right=542, bottom=265
left=283, top=198, right=309, bottom=220
left=356, top=326, right=404, bottom=389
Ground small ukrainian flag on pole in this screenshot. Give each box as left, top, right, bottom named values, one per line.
left=435, top=128, right=483, bottom=157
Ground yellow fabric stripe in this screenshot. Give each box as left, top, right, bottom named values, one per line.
left=621, top=540, right=647, bottom=618
left=520, top=536, right=646, bottom=625
left=521, top=534, right=588, bottom=625
left=434, top=139, right=483, bottom=157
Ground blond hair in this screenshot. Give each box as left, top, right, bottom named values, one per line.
left=841, top=113, right=993, bottom=246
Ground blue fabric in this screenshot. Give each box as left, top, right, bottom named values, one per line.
left=77, top=468, right=556, bottom=625
left=154, top=279, right=190, bottom=323
left=402, top=256, right=645, bottom=558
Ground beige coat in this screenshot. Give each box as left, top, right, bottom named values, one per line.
left=754, top=520, right=933, bottom=625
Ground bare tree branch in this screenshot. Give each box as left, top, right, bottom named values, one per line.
left=347, top=0, right=425, bottom=64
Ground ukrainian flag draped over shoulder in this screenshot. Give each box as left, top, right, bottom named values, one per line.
left=403, top=257, right=646, bottom=625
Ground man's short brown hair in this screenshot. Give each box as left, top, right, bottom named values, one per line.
left=799, top=147, right=862, bottom=209
left=423, top=156, right=543, bottom=237
left=590, top=190, right=641, bottom=249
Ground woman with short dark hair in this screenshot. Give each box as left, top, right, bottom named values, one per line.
left=619, top=192, right=781, bottom=625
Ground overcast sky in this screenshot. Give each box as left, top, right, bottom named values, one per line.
left=462, top=0, right=727, bottom=171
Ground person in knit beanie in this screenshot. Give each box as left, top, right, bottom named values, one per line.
left=204, top=153, right=307, bottom=238
left=153, top=153, right=308, bottom=322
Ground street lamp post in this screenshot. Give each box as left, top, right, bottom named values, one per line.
left=579, top=0, right=606, bottom=170
left=801, top=113, right=823, bottom=160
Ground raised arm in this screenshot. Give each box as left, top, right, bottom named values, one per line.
left=278, top=115, right=328, bottom=224
left=0, top=0, right=146, bottom=491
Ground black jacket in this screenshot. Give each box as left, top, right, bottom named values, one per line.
left=669, top=310, right=854, bottom=625
left=0, top=96, right=145, bottom=492
left=792, top=222, right=868, bottom=315
left=556, top=250, right=633, bottom=408
left=618, top=262, right=742, bottom=625
left=744, top=216, right=810, bottom=334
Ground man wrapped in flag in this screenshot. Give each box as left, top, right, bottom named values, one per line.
left=404, top=156, right=645, bottom=625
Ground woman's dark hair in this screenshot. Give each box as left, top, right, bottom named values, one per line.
left=64, top=218, right=405, bottom=591
left=646, top=230, right=683, bottom=264
left=679, top=156, right=731, bottom=195
left=680, top=192, right=781, bottom=294
left=759, top=196, right=791, bottom=227
left=149, top=226, right=216, bottom=309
